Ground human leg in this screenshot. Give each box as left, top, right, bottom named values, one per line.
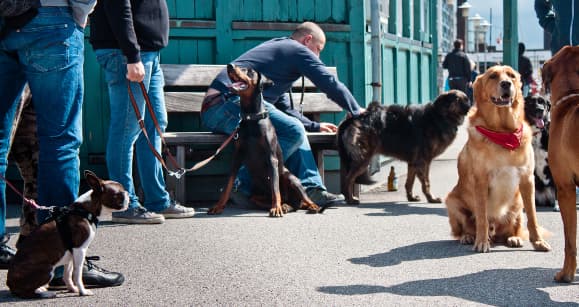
left=95, top=49, right=164, bottom=224
left=0, top=45, right=26, bottom=268
left=133, top=52, right=193, bottom=217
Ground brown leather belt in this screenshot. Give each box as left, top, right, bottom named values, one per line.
left=200, top=93, right=223, bottom=113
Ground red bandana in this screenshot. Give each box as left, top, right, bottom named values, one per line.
left=475, top=124, right=524, bottom=150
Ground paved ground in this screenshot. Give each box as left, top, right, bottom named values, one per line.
left=0, top=125, right=578, bottom=306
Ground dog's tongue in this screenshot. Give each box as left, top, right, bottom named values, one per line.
left=534, top=118, right=545, bottom=129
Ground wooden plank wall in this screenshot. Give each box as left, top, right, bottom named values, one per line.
left=79, top=0, right=438, bottom=180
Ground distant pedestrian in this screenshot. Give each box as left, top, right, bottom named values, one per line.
left=442, top=39, right=472, bottom=94
left=518, top=43, right=533, bottom=96
left=535, top=0, right=579, bottom=55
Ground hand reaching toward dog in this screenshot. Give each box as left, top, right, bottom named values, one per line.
left=319, top=122, right=337, bottom=132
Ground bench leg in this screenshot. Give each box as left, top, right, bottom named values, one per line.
left=175, top=145, right=186, bottom=204
left=314, top=150, right=325, bottom=183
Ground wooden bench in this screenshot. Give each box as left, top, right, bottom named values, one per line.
left=161, top=64, right=343, bottom=203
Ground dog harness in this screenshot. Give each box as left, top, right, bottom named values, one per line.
left=475, top=124, right=523, bottom=150
left=42, top=206, right=99, bottom=252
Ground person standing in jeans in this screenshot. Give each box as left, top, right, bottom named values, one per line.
left=442, top=39, right=473, bottom=94
left=0, top=0, right=124, bottom=288
left=89, top=0, right=194, bottom=224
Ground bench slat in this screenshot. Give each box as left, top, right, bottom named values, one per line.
left=162, top=64, right=336, bottom=89
left=165, top=92, right=342, bottom=113
left=163, top=131, right=335, bottom=145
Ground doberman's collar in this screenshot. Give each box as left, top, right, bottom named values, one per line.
left=476, top=124, right=524, bottom=150
left=240, top=111, right=269, bottom=121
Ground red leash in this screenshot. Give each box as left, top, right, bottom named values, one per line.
left=127, top=81, right=237, bottom=178
left=0, top=173, right=39, bottom=209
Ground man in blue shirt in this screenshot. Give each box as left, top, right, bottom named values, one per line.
left=202, top=22, right=363, bottom=206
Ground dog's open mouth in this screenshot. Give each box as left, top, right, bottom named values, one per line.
left=534, top=118, right=545, bottom=129
left=230, top=81, right=248, bottom=91
left=491, top=94, right=513, bottom=106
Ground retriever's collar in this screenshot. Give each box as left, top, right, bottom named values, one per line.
left=475, top=124, right=524, bottom=150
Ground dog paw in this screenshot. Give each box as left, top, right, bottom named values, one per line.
left=269, top=206, right=284, bottom=217
left=459, top=234, right=475, bottom=245
left=554, top=269, right=575, bottom=283
left=427, top=197, right=442, bottom=203
left=346, top=197, right=360, bottom=205
left=473, top=239, right=491, bottom=253
left=407, top=194, right=420, bottom=202
left=80, top=289, right=94, bottom=296
left=207, top=206, right=224, bottom=215
left=531, top=239, right=551, bottom=252
left=506, top=236, right=524, bottom=248
left=67, top=285, right=79, bottom=293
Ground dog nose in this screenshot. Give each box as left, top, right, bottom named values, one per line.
left=500, top=80, right=511, bottom=89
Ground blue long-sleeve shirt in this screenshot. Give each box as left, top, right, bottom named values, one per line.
left=209, top=37, right=361, bottom=132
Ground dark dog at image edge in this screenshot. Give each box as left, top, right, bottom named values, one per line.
left=541, top=46, right=579, bottom=283
left=6, top=171, right=128, bottom=298
left=207, top=64, right=323, bottom=217
left=523, top=95, right=557, bottom=209
left=337, top=90, right=471, bottom=204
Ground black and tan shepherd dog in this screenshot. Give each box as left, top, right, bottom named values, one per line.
left=337, top=90, right=471, bottom=204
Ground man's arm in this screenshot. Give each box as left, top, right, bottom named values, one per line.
left=100, top=0, right=140, bottom=64
left=273, top=93, right=320, bottom=132
left=100, top=0, right=144, bottom=82
left=535, top=0, right=555, bottom=33
left=294, top=50, right=362, bottom=116
left=69, top=0, right=97, bottom=27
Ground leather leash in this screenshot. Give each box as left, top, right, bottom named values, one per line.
left=127, top=81, right=238, bottom=178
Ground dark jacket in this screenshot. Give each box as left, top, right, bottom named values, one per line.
left=535, top=0, right=579, bottom=54
left=89, top=0, right=169, bottom=63
left=442, top=48, right=472, bottom=80
left=518, top=55, right=533, bottom=84
left=210, top=37, right=361, bottom=132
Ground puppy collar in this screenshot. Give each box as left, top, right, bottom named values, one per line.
left=476, top=124, right=524, bottom=150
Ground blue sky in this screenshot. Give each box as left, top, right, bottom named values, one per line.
left=465, top=0, right=545, bottom=50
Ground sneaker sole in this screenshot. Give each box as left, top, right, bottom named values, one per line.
left=162, top=211, right=195, bottom=219
left=111, top=217, right=165, bottom=224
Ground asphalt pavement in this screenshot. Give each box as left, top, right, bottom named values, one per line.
left=0, top=124, right=577, bottom=306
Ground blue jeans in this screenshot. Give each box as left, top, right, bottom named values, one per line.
left=95, top=49, right=170, bottom=212
left=0, top=7, right=84, bottom=237
left=201, top=95, right=325, bottom=195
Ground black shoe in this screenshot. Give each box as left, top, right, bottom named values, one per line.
left=48, top=256, right=124, bottom=289
left=0, top=235, right=15, bottom=270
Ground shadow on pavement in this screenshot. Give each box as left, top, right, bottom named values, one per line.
left=361, top=201, right=449, bottom=218
left=318, top=267, right=578, bottom=306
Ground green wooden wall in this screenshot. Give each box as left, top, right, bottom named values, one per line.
left=80, top=0, right=438, bottom=198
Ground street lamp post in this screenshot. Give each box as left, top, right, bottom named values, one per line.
left=469, top=13, right=483, bottom=52
left=458, top=1, right=471, bottom=46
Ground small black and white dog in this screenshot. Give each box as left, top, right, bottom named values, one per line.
left=524, top=95, right=557, bottom=209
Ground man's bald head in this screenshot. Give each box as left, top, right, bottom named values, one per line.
left=291, top=22, right=326, bottom=57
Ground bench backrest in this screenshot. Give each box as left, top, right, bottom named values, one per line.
left=161, top=64, right=342, bottom=115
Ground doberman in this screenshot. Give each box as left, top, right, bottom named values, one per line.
left=208, top=64, right=323, bottom=217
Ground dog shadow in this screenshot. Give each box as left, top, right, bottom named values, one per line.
left=361, top=201, right=449, bottom=218
left=349, top=240, right=469, bottom=267
left=317, top=268, right=578, bottom=306
left=0, top=289, right=88, bottom=302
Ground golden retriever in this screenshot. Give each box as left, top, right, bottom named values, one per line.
left=445, top=65, right=551, bottom=253
left=541, top=46, right=579, bottom=283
